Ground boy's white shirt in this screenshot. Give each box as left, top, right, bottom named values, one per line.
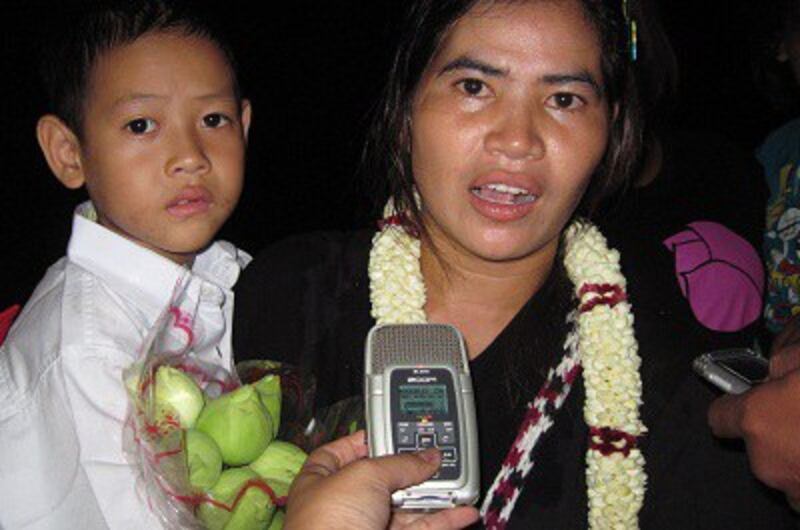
left=0, top=201, right=251, bottom=529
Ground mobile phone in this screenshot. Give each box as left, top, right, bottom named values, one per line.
left=692, top=348, right=769, bottom=395
left=365, top=323, right=479, bottom=509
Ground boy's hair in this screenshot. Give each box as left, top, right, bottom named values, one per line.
left=39, top=0, right=240, bottom=138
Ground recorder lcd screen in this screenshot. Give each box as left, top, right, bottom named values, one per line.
left=399, top=384, right=448, bottom=415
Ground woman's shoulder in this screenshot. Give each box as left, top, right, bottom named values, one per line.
left=235, top=228, right=375, bottom=319
left=241, top=229, right=374, bottom=283
left=233, top=229, right=375, bottom=364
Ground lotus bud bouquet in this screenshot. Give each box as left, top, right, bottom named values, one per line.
left=123, top=296, right=319, bottom=529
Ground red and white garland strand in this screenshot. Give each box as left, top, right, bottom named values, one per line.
left=368, top=203, right=647, bottom=529
left=480, top=315, right=582, bottom=528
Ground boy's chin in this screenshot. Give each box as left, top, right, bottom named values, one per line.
left=156, top=241, right=215, bottom=265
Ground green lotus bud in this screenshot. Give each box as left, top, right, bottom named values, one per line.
left=197, top=467, right=277, bottom=530
left=267, top=509, right=285, bottom=530
left=249, top=441, right=307, bottom=485
left=263, top=478, right=291, bottom=499
left=155, top=366, right=204, bottom=428
left=196, top=385, right=274, bottom=466
left=253, top=374, right=281, bottom=438
left=185, top=429, right=223, bottom=491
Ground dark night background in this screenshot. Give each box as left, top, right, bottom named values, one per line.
left=0, top=1, right=784, bottom=309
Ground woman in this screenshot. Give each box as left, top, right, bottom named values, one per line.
left=236, top=0, right=796, bottom=527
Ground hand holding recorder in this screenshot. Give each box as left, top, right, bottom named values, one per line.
left=365, top=324, right=479, bottom=510
left=284, top=431, right=479, bottom=530
left=707, top=316, right=800, bottom=510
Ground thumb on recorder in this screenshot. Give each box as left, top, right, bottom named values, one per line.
left=285, top=430, right=480, bottom=530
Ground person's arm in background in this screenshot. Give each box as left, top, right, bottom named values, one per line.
left=286, top=431, right=479, bottom=530
left=708, top=314, right=800, bottom=509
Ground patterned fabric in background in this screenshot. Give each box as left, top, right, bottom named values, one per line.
left=758, top=118, right=800, bottom=333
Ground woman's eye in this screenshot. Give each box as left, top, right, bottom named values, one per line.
left=202, top=113, right=231, bottom=128
left=458, top=78, right=488, bottom=97
left=548, top=93, right=584, bottom=110
left=126, top=118, right=156, bottom=135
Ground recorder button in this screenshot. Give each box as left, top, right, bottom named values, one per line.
left=397, top=432, right=414, bottom=445
left=417, top=433, right=436, bottom=448
left=437, top=423, right=455, bottom=444
left=438, top=430, right=454, bottom=444
left=441, top=447, right=457, bottom=463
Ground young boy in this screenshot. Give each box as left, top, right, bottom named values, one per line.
left=0, top=1, right=252, bottom=527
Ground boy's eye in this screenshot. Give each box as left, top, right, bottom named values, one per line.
left=547, top=93, right=584, bottom=110
left=126, top=118, right=157, bottom=135
left=202, top=113, right=231, bottom=128
left=457, top=78, right=488, bottom=97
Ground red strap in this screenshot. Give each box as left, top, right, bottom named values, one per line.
left=0, top=305, right=21, bottom=345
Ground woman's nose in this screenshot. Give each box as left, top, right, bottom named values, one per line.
left=484, top=104, right=545, bottom=162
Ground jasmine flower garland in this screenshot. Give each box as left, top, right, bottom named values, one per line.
left=368, top=201, right=647, bottom=529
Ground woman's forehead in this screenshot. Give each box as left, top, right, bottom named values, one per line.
left=428, top=0, right=602, bottom=76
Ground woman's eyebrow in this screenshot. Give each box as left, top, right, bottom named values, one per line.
left=438, top=55, right=507, bottom=77
left=541, top=71, right=603, bottom=97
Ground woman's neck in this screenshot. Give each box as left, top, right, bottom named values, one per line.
left=420, top=233, right=557, bottom=360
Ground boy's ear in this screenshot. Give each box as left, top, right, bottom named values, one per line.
left=240, top=99, right=252, bottom=143
left=36, top=115, right=86, bottom=190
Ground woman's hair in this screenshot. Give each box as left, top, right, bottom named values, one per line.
left=628, top=0, right=678, bottom=131
left=750, top=0, right=800, bottom=116
left=362, top=0, right=644, bottom=228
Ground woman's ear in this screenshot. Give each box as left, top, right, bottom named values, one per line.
left=240, top=99, right=252, bottom=143
left=777, top=39, right=789, bottom=63
left=36, top=115, right=86, bottom=190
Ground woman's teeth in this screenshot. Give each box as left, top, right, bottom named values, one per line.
left=471, top=183, right=536, bottom=205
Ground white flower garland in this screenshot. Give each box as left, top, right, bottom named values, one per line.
left=368, top=202, right=647, bottom=529
left=563, top=221, right=647, bottom=529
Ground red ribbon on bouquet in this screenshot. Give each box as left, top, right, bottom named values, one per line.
left=0, top=304, right=21, bottom=345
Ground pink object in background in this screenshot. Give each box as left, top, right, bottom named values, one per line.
left=663, top=221, right=764, bottom=332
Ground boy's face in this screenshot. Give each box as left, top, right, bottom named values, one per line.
left=78, top=31, right=250, bottom=264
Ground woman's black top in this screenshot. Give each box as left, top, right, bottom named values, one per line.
left=234, top=229, right=796, bottom=529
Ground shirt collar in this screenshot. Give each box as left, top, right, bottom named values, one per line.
left=67, top=202, right=248, bottom=318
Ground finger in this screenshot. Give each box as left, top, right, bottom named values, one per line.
left=292, top=431, right=369, bottom=490
left=707, top=393, right=746, bottom=438
left=402, top=506, right=481, bottom=530
left=771, top=315, right=800, bottom=352
left=770, top=346, right=800, bottom=378
left=363, top=448, right=443, bottom=493
left=310, top=430, right=370, bottom=473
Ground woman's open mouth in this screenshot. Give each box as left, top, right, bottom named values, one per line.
left=470, top=183, right=537, bottom=205
left=469, top=182, right=539, bottom=222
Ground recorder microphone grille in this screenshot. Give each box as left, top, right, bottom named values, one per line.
left=370, top=324, right=465, bottom=373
